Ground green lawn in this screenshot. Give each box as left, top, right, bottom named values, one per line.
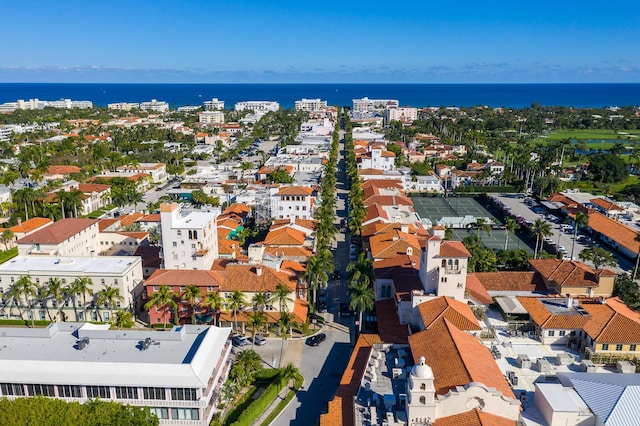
left=540, top=129, right=640, bottom=141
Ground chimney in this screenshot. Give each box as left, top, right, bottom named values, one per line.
left=256, top=266, right=262, bottom=276
left=565, top=293, right=573, bottom=308
left=17, top=217, right=22, bottom=226
left=401, top=224, right=409, bottom=234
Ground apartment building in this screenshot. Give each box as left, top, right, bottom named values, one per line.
left=0, top=255, right=143, bottom=321
left=160, top=203, right=220, bottom=270
left=107, top=102, right=140, bottom=111
left=352, top=97, right=399, bottom=113
left=234, top=101, right=280, bottom=114
left=294, top=98, right=328, bottom=112
left=0, top=323, right=232, bottom=426
left=140, top=99, right=169, bottom=112
left=270, top=186, right=315, bottom=221
left=203, top=98, right=225, bottom=110
left=16, top=219, right=100, bottom=257
left=385, top=105, right=418, bottom=123
left=199, top=110, right=225, bottom=125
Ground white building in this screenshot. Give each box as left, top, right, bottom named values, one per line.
left=0, top=125, right=12, bottom=143
left=160, top=203, right=220, bottom=270
left=270, top=186, right=315, bottom=221
left=199, top=110, right=225, bottom=125
left=46, top=99, right=93, bottom=109
left=115, top=163, right=168, bottom=183
left=0, top=323, right=232, bottom=426
left=140, top=99, right=169, bottom=112
left=386, top=105, right=418, bottom=123
left=108, top=102, right=140, bottom=111
left=0, top=255, right=143, bottom=321
left=16, top=219, right=100, bottom=257
left=357, top=143, right=396, bottom=171
left=352, top=97, right=399, bottom=113
left=234, top=101, right=279, bottom=114
left=203, top=98, right=224, bottom=110
left=294, top=98, right=328, bottom=112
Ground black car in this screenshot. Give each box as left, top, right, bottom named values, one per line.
left=331, top=270, right=341, bottom=280
left=317, top=301, right=328, bottom=313
left=307, top=333, right=326, bottom=346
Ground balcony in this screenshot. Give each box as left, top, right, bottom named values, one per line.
left=442, top=267, right=462, bottom=275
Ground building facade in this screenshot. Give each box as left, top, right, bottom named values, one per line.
left=234, top=101, right=280, bottom=114
left=294, top=98, right=328, bottom=112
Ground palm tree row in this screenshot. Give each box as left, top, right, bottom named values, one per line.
left=4, top=276, right=123, bottom=325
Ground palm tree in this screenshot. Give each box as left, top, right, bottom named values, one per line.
left=144, top=285, right=178, bottom=329
left=304, top=251, right=330, bottom=307
left=45, top=278, right=65, bottom=322
left=14, top=187, right=37, bottom=220
left=202, top=290, right=223, bottom=326
left=248, top=311, right=267, bottom=349
left=9, top=276, right=40, bottom=327
left=271, top=284, right=293, bottom=313
left=182, top=284, right=202, bottom=325
left=504, top=217, right=519, bottom=251
left=348, top=280, right=375, bottom=334
left=70, top=277, right=93, bottom=321
left=531, top=218, right=552, bottom=259
left=476, top=218, right=492, bottom=239
left=96, top=285, right=123, bottom=322
left=1, top=229, right=14, bottom=251
left=277, top=311, right=292, bottom=368
left=226, top=290, right=246, bottom=333
left=570, top=212, right=589, bottom=259
left=347, top=252, right=374, bottom=288
left=252, top=292, right=268, bottom=312
left=111, top=311, right=134, bottom=329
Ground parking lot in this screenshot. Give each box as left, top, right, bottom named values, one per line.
left=492, top=194, right=629, bottom=273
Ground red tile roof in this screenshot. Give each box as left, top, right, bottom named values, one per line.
left=375, top=299, right=410, bottom=344
left=417, top=296, right=481, bottom=331
left=474, top=271, right=546, bottom=292
left=586, top=211, right=640, bottom=255
left=17, top=218, right=98, bottom=245
left=10, top=217, right=52, bottom=234
left=434, top=409, right=517, bottom=426
left=409, top=319, right=515, bottom=398
left=465, top=274, right=494, bottom=305
left=529, top=259, right=611, bottom=288
left=438, top=241, right=472, bottom=258
left=277, top=186, right=313, bottom=195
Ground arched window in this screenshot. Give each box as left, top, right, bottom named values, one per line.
left=454, top=259, right=459, bottom=268
left=447, top=259, right=453, bottom=268
left=441, top=259, right=446, bottom=267
left=419, top=396, right=426, bottom=404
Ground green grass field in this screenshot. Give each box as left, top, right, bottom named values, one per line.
left=531, top=129, right=640, bottom=146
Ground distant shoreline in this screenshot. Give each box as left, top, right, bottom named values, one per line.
left=1, top=82, right=638, bottom=109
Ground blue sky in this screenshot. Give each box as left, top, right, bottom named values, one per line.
left=1, top=0, right=639, bottom=83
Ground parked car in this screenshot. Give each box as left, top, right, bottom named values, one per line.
left=317, top=301, right=328, bottom=313
left=253, top=334, right=266, bottom=346
left=231, top=334, right=249, bottom=346
left=340, top=303, right=354, bottom=317
left=307, top=333, right=327, bottom=347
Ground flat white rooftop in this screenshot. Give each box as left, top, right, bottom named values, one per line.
left=0, top=255, right=141, bottom=275
left=172, top=208, right=220, bottom=229
left=0, top=323, right=231, bottom=388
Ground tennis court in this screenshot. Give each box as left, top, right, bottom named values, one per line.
left=412, top=196, right=532, bottom=252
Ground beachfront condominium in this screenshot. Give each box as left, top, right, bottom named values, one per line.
left=294, top=98, right=328, bottom=112
left=0, top=322, right=232, bottom=426
left=140, top=99, right=170, bottom=112
left=199, top=110, right=225, bottom=125
left=352, top=96, right=399, bottom=113
left=234, top=101, right=280, bottom=114
left=108, top=102, right=140, bottom=111
left=385, top=105, right=418, bottom=123
left=203, top=98, right=225, bottom=110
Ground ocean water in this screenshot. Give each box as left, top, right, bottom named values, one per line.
left=0, top=83, right=638, bottom=109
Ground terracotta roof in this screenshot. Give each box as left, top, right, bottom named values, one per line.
left=361, top=222, right=427, bottom=238
left=380, top=150, right=395, bottom=157
left=46, top=165, right=81, bottom=175
left=118, top=213, right=145, bottom=228
left=589, top=197, right=624, bottom=211
left=364, top=204, right=389, bottom=224
left=264, top=227, right=307, bottom=246
left=319, top=334, right=383, bottom=426
left=369, top=230, right=422, bottom=259
left=10, top=217, right=52, bottom=234
left=217, top=238, right=241, bottom=257
left=438, top=241, right=472, bottom=258
left=357, top=168, right=384, bottom=175
left=17, top=218, right=98, bottom=245
left=217, top=264, right=298, bottom=293
left=375, top=299, right=410, bottom=344
left=270, top=218, right=316, bottom=233
left=465, top=274, right=494, bottom=305
left=363, top=195, right=413, bottom=207
left=548, top=193, right=577, bottom=206
left=97, top=218, right=119, bottom=232
left=77, top=183, right=110, bottom=193
left=264, top=246, right=312, bottom=258
left=474, top=271, right=546, bottom=292
left=417, top=296, right=481, bottom=331
left=217, top=217, right=242, bottom=230
left=277, top=186, right=313, bottom=196
left=361, top=179, right=404, bottom=190
left=586, top=211, right=640, bottom=255
left=529, top=259, right=611, bottom=288
left=146, top=269, right=223, bottom=287
left=139, top=214, right=161, bottom=222
left=409, top=319, right=515, bottom=398
left=223, top=203, right=251, bottom=215
left=434, top=409, right=517, bottom=426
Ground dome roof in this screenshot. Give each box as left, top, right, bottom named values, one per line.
left=412, top=356, right=433, bottom=379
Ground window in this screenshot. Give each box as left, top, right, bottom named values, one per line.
left=58, top=384, right=81, bottom=398
left=616, top=344, right=623, bottom=351
left=602, top=344, right=609, bottom=350
left=419, top=396, right=426, bottom=404
left=1, top=383, right=24, bottom=396
left=420, top=383, right=426, bottom=390
left=143, top=387, right=166, bottom=400
left=151, top=407, right=169, bottom=419
left=171, top=408, right=199, bottom=420
left=177, top=230, right=182, bottom=236
left=27, top=384, right=55, bottom=397
left=548, top=331, right=555, bottom=337
left=86, top=386, right=110, bottom=399
left=559, top=331, right=566, bottom=337
left=191, top=244, right=196, bottom=249
left=115, top=386, right=138, bottom=399
left=170, top=388, right=198, bottom=401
